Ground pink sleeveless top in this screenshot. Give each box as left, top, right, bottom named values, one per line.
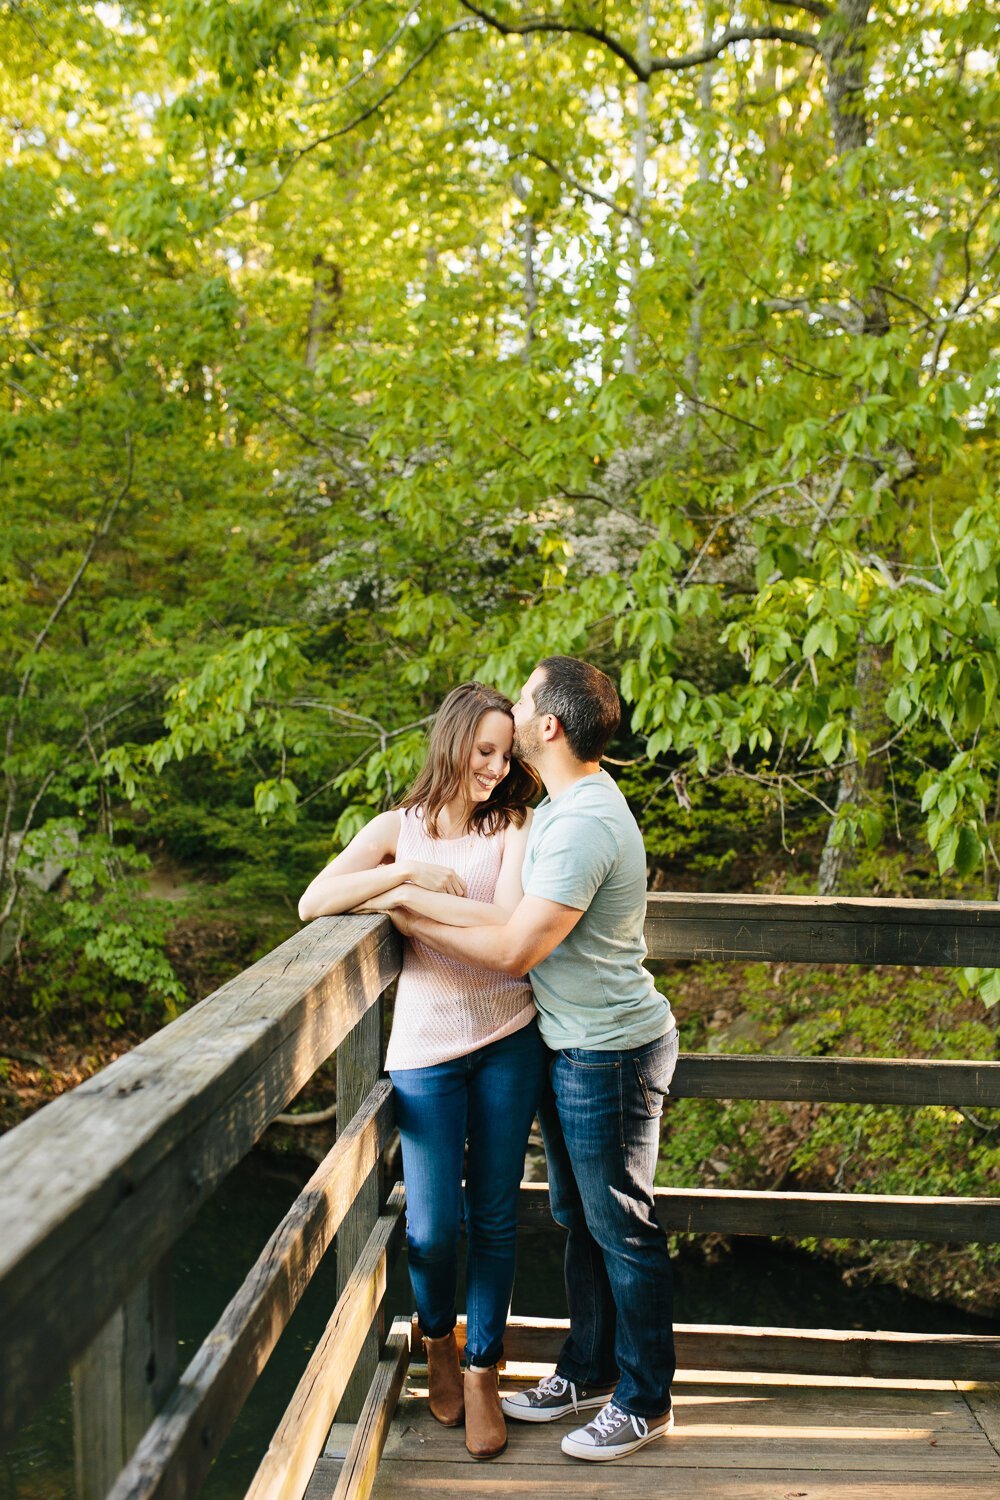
left=384, top=806, right=535, bottom=1070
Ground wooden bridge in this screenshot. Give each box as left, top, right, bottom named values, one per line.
left=2, top=894, right=999, bottom=1499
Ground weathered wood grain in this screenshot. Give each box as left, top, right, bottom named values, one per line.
left=388, top=1393, right=1000, bottom=1471
left=368, top=1472, right=999, bottom=1498
left=71, top=1256, right=176, bottom=1500
left=336, top=999, right=385, bottom=1421
left=958, top=1382, right=1000, bottom=1458
left=516, top=1180, right=1000, bottom=1242
left=305, top=1457, right=346, bottom=1500
left=330, top=1320, right=411, bottom=1500
left=370, top=1474, right=999, bottom=1499
left=246, top=1184, right=406, bottom=1500
left=447, top=1316, right=1000, bottom=1381
left=103, top=1080, right=396, bottom=1500
left=671, top=1053, right=1000, bottom=1106
left=0, top=915, right=401, bottom=1441
left=644, top=892, right=1000, bottom=966
left=365, top=1376, right=1000, bottom=1497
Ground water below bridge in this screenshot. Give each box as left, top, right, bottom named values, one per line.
left=5, top=1149, right=997, bottom=1500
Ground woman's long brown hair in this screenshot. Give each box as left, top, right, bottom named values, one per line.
left=400, top=682, right=540, bottom=837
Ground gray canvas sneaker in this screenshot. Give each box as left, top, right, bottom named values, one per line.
left=501, top=1373, right=616, bottom=1423
left=561, top=1400, right=675, bottom=1460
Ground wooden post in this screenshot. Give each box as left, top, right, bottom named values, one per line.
left=71, top=1255, right=176, bottom=1500
left=335, top=996, right=384, bottom=1421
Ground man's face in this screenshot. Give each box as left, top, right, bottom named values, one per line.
left=512, top=667, right=546, bottom=762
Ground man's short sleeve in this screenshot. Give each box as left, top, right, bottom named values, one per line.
left=523, top=812, right=617, bottom=911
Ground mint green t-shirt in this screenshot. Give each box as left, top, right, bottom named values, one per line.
left=522, top=771, right=673, bottom=1050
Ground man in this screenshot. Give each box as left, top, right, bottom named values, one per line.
left=390, top=656, right=678, bottom=1462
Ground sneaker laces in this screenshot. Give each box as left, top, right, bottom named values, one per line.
left=592, top=1402, right=646, bottom=1439
left=534, top=1374, right=569, bottom=1399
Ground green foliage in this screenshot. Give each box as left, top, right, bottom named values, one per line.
left=29, top=836, right=186, bottom=1023
left=658, top=960, right=998, bottom=1308
left=3, top=0, right=999, bottom=1021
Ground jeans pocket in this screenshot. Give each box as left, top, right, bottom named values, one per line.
left=560, top=1047, right=620, bottom=1070
left=633, top=1058, right=662, bottom=1118
left=633, top=1030, right=679, bottom=1117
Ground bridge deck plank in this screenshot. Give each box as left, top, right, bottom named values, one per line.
left=347, top=1373, right=1000, bottom=1500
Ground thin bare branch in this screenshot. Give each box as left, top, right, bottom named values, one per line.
left=1, top=434, right=134, bottom=903
left=516, top=150, right=636, bottom=222
left=650, top=24, right=822, bottom=71
left=765, top=0, right=830, bottom=18
left=206, top=20, right=478, bottom=230
left=457, top=3, right=821, bottom=79
left=766, top=296, right=865, bottom=333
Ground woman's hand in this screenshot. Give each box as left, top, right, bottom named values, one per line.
left=404, top=860, right=466, bottom=897
left=353, top=888, right=406, bottom=914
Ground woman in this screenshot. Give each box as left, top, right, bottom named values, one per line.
left=298, top=682, right=545, bottom=1460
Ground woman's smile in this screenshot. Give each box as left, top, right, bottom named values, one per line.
left=466, top=709, right=514, bottom=803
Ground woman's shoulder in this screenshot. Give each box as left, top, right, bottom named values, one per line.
left=360, top=808, right=405, bottom=849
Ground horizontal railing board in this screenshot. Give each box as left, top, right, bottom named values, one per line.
left=0, top=915, right=401, bottom=1442
left=671, top=1054, right=1000, bottom=1107
left=517, top=1182, right=1000, bottom=1243
left=485, top=1316, right=1000, bottom=1382
left=105, top=1082, right=396, bottom=1500
left=644, top=892, right=1000, bottom=966
left=330, top=1320, right=411, bottom=1500
left=246, top=1183, right=406, bottom=1500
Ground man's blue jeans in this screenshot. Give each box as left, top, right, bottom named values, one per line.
left=539, top=1027, right=679, bottom=1417
left=389, top=1019, right=547, bottom=1368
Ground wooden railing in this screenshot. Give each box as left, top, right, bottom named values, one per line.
left=1, top=894, right=999, bottom=1500
left=0, top=914, right=403, bottom=1500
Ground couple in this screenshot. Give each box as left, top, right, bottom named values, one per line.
left=298, top=657, right=678, bottom=1463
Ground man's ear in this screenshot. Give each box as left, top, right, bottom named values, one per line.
left=540, top=714, right=561, bottom=743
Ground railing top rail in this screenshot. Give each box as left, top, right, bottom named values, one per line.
left=0, top=914, right=400, bottom=1441
left=645, top=891, right=1000, bottom=922
left=644, top=891, right=1000, bottom=966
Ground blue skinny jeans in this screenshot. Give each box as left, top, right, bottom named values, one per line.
left=389, top=1018, right=547, bottom=1367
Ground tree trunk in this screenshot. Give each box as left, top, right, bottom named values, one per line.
left=623, top=0, right=651, bottom=375
left=817, top=640, right=890, bottom=894
left=820, top=0, right=889, bottom=335
left=814, top=0, right=896, bottom=893
left=512, top=172, right=538, bottom=361
left=305, top=253, right=343, bottom=371
left=683, top=2, right=716, bottom=447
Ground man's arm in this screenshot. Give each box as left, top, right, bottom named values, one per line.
left=393, top=893, right=584, bottom=975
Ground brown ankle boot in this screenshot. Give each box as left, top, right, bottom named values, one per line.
left=423, top=1329, right=464, bottom=1427
left=464, top=1365, right=507, bottom=1459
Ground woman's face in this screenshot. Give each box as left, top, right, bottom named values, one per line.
left=467, top=709, right=513, bottom=803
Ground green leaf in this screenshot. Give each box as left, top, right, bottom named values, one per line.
left=954, top=825, right=983, bottom=877
left=979, top=970, right=1000, bottom=1009
left=814, top=722, right=843, bottom=765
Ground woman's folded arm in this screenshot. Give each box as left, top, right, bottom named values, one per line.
left=354, top=813, right=532, bottom=929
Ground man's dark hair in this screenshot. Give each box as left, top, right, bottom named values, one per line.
left=534, top=656, right=621, bottom=762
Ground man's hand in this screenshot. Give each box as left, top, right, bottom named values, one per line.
left=388, top=906, right=417, bottom=937
left=386, top=894, right=583, bottom=974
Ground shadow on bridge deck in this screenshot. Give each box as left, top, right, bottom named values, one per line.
left=310, top=1367, right=1000, bottom=1500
